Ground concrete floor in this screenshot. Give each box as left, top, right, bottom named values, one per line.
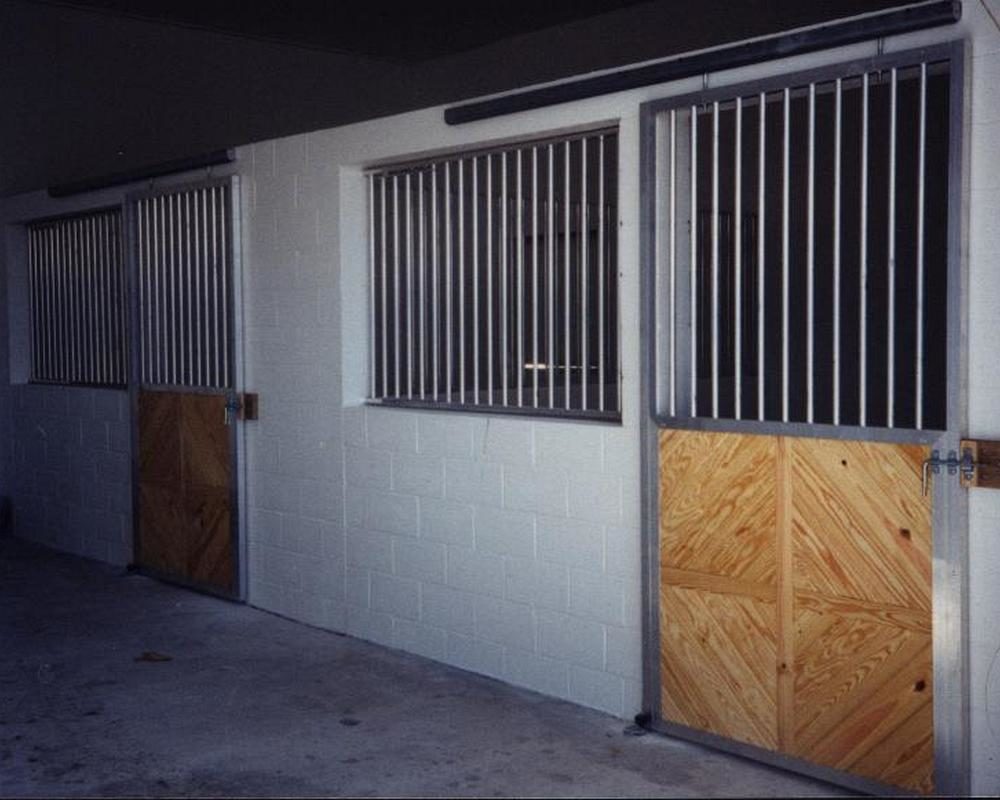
left=0, top=537, right=850, bottom=798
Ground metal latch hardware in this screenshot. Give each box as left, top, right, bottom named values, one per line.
left=921, top=448, right=977, bottom=496
left=224, top=396, right=242, bottom=426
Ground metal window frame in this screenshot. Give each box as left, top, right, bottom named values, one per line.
left=365, top=128, right=624, bottom=424
left=638, top=41, right=968, bottom=795
left=124, top=174, right=247, bottom=602
left=25, top=205, right=128, bottom=389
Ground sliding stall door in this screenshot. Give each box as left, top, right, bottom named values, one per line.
left=642, top=43, right=963, bottom=795
left=132, top=181, right=240, bottom=597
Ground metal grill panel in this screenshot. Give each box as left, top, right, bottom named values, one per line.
left=135, top=183, right=233, bottom=389
left=27, top=209, right=127, bottom=386
left=652, top=59, right=951, bottom=432
left=368, top=129, right=620, bottom=419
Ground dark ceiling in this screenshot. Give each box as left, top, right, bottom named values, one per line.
left=31, top=0, right=652, bottom=62
left=4, top=0, right=919, bottom=198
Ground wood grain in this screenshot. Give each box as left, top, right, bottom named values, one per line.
left=658, top=429, right=934, bottom=792
left=137, top=390, right=234, bottom=595
left=660, top=584, right=778, bottom=750
left=660, top=429, right=778, bottom=585
left=792, top=602, right=933, bottom=792
left=791, top=438, right=931, bottom=611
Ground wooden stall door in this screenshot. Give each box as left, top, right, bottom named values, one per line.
left=659, top=428, right=933, bottom=793
left=137, top=390, right=235, bottom=595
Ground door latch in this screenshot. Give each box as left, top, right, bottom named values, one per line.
left=921, top=448, right=977, bottom=496
left=223, top=396, right=242, bottom=426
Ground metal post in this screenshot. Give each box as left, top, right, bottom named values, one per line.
left=887, top=67, right=897, bottom=428
left=758, top=91, right=766, bottom=421
left=916, top=62, right=927, bottom=429
left=781, top=87, right=791, bottom=423
left=690, top=105, right=699, bottom=416
left=834, top=78, right=842, bottom=426
left=807, top=82, right=816, bottom=424
left=860, top=72, right=869, bottom=427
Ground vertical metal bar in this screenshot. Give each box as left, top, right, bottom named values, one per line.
left=472, top=161, right=479, bottom=404
left=517, top=148, right=525, bottom=408
left=599, top=134, right=607, bottom=413
left=115, top=211, right=126, bottom=385
left=432, top=164, right=440, bottom=401
left=459, top=159, right=466, bottom=404
left=219, top=186, right=230, bottom=388
left=69, top=220, right=78, bottom=382
left=210, top=190, right=220, bottom=387
left=833, top=78, right=843, bottom=425
left=581, top=137, right=589, bottom=411
left=711, top=101, right=720, bottom=419
left=62, top=220, right=70, bottom=382
left=564, top=140, right=571, bottom=410
left=781, top=87, right=790, bottom=424
left=419, top=170, right=427, bottom=400
left=192, top=191, right=202, bottom=386
left=690, top=105, right=698, bottom=416
left=201, top=189, right=210, bottom=387
left=487, top=155, right=494, bottom=406
left=371, top=177, right=382, bottom=395
left=85, top=218, right=95, bottom=382
left=445, top=161, right=453, bottom=401
left=151, top=198, right=160, bottom=384
left=136, top=206, right=144, bottom=384
left=860, top=72, right=869, bottom=427
left=757, top=92, right=766, bottom=421
left=406, top=172, right=414, bottom=400
left=393, top=174, right=401, bottom=399
left=734, top=98, right=743, bottom=420
left=532, top=146, right=540, bottom=409
left=169, top=193, right=177, bottom=385
left=27, top=230, right=37, bottom=380
left=887, top=67, right=898, bottom=428
left=502, top=151, right=510, bottom=406
left=195, top=192, right=204, bottom=386
left=380, top=175, right=388, bottom=397
left=916, top=62, right=927, bottom=429
left=75, top=219, right=84, bottom=382
left=547, top=143, right=555, bottom=409
left=807, top=82, right=816, bottom=424
left=186, top=192, right=194, bottom=385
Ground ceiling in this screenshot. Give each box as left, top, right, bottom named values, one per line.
left=4, top=0, right=917, bottom=198
left=29, top=0, right=652, bottom=62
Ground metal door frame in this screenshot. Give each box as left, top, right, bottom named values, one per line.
left=638, top=41, right=968, bottom=795
left=124, top=174, right=247, bottom=601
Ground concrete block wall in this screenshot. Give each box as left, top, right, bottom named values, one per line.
left=6, top=384, right=131, bottom=565
left=335, top=407, right=642, bottom=716
left=240, top=136, right=348, bottom=632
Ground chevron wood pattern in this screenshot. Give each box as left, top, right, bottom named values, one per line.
left=138, top=390, right=234, bottom=595
left=659, top=429, right=777, bottom=585
left=660, top=583, right=778, bottom=750
left=791, top=438, right=931, bottom=611
left=658, top=428, right=934, bottom=793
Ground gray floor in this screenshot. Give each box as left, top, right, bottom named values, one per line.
left=0, top=536, right=849, bottom=798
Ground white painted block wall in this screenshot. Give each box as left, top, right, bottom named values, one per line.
left=6, top=384, right=131, bottom=565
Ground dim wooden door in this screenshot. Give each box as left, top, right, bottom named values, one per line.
left=131, top=181, right=239, bottom=598
left=137, top=390, right=235, bottom=595
left=658, top=429, right=933, bottom=793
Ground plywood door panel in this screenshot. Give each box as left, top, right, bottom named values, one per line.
left=659, top=429, right=778, bottom=585
left=660, top=583, right=778, bottom=749
left=137, top=390, right=234, bottom=595
left=658, top=429, right=934, bottom=793
left=659, top=429, right=779, bottom=749
left=791, top=438, right=931, bottom=611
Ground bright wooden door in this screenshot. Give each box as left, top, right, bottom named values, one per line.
left=659, top=428, right=933, bottom=793
left=136, top=390, right=235, bottom=595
